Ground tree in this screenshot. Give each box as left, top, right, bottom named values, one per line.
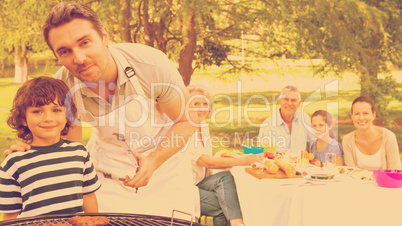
left=255, top=0, right=401, bottom=121
left=94, top=0, right=246, bottom=86
left=2, top=0, right=399, bottom=119
left=0, top=0, right=55, bottom=83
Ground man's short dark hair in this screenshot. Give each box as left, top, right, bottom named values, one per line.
left=42, top=2, right=104, bottom=52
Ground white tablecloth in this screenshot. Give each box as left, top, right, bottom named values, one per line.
left=231, top=166, right=402, bottom=226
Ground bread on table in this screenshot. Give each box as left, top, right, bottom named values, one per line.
left=264, top=160, right=279, bottom=174
left=274, top=159, right=296, bottom=177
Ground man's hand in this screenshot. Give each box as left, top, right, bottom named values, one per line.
left=3, top=141, right=31, bottom=157
left=123, top=152, right=156, bottom=188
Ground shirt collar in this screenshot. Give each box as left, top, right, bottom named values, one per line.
left=277, top=108, right=299, bottom=125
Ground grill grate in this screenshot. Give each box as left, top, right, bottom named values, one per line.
left=0, top=213, right=203, bottom=226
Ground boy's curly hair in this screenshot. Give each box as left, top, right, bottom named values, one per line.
left=7, top=76, right=77, bottom=142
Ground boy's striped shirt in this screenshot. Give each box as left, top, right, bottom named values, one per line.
left=0, top=139, right=100, bottom=218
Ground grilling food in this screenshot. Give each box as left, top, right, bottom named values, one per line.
left=70, top=216, right=110, bottom=226
left=35, top=223, right=70, bottom=226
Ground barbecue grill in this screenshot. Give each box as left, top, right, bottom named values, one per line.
left=0, top=213, right=204, bottom=226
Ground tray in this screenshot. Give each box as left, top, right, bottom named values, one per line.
left=245, top=167, right=302, bottom=179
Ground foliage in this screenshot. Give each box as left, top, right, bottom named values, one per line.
left=0, top=0, right=400, bottom=119
left=90, top=0, right=254, bottom=84
left=0, top=0, right=55, bottom=62
left=253, top=0, right=401, bottom=122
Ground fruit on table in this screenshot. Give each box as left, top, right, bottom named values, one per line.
left=310, top=158, right=322, bottom=167
left=300, top=158, right=309, bottom=164
left=265, top=151, right=275, bottom=160
left=307, top=153, right=315, bottom=161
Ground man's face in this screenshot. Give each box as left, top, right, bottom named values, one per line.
left=278, top=90, right=301, bottom=117
left=48, top=18, right=110, bottom=83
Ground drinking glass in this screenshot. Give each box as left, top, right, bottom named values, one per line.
left=261, top=140, right=275, bottom=153
left=325, top=153, right=336, bottom=168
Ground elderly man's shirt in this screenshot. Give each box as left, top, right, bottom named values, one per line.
left=258, top=109, right=314, bottom=153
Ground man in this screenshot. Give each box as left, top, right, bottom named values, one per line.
left=258, top=85, right=314, bottom=153
left=6, top=2, right=199, bottom=218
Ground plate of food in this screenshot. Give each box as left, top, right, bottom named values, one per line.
left=349, top=169, right=375, bottom=183
left=304, top=173, right=339, bottom=182
left=335, top=166, right=358, bottom=175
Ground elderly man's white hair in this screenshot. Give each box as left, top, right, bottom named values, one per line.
left=278, top=85, right=301, bottom=101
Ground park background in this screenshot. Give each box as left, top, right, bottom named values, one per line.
left=0, top=0, right=401, bottom=223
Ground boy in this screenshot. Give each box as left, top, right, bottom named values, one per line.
left=0, top=76, right=101, bottom=220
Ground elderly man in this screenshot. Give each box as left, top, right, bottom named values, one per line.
left=258, top=85, right=314, bottom=153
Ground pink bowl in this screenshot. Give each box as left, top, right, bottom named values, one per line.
left=373, top=169, right=402, bottom=188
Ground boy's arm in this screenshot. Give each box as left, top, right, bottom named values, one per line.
left=3, top=212, right=20, bottom=220
left=82, top=193, right=98, bottom=213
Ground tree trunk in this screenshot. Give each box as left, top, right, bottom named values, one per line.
left=155, top=16, right=168, bottom=53
left=119, top=0, right=133, bottom=43
left=178, top=8, right=196, bottom=86
left=360, top=47, right=379, bottom=96
left=142, top=0, right=155, bottom=47
left=14, top=45, right=28, bottom=84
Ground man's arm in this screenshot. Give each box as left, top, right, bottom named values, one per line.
left=124, top=89, right=199, bottom=188
left=3, top=141, right=31, bottom=157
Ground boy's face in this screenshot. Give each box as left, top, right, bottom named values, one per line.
left=23, top=99, right=67, bottom=146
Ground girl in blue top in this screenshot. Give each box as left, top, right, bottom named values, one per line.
left=310, top=110, right=344, bottom=166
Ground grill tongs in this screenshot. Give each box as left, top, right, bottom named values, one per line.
left=99, top=133, right=139, bottom=188
left=113, top=133, right=140, bottom=171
